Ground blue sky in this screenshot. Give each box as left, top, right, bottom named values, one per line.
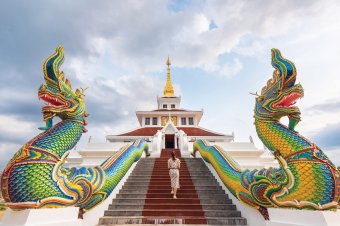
left=1, top=0, right=340, bottom=169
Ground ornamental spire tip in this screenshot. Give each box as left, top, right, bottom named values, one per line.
left=163, top=56, right=175, bottom=97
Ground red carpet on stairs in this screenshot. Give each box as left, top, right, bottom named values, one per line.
left=142, top=149, right=207, bottom=224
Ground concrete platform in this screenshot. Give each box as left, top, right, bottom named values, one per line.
left=266, top=208, right=340, bottom=226
left=0, top=207, right=82, bottom=226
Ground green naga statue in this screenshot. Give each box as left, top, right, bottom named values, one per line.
left=193, top=49, right=339, bottom=216
left=1, top=46, right=148, bottom=211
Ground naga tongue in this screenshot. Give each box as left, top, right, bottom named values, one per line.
left=41, top=94, right=64, bottom=107
left=276, top=92, right=301, bottom=108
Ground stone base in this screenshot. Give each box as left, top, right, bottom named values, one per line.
left=266, top=208, right=340, bottom=226
left=0, top=207, right=82, bottom=226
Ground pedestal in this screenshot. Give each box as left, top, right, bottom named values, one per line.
left=0, top=207, right=82, bottom=226
left=266, top=208, right=340, bottom=226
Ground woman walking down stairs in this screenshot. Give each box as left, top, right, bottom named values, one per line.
left=97, top=148, right=247, bottom=225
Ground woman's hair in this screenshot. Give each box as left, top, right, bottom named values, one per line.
left=171, top=151, right=176, bottom=160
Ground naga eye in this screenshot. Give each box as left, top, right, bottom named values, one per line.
left=274, top=89, right=282, bottom=94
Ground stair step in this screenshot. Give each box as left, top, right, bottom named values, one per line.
left=127, top=179, right=212, bottom=182
left=119, top=190, right=197, bottom=194
left=98, top=216, right=207, bottom=225
left=111, top=197, right=234, bottom=205
left=105, top=210, right=206, bottom=217
left=145, top=198, right=202, bottom=204
left=98, top=224, right=241, bottom=226
left=109, top=204, right=237, bottom=210
left=124, top=181, right=218, bottom=186
left=118, top=193, right=215, bottom=198
left=137, top=178, right=216, bottom=182
left=130, top=173, right=194, bottom=176
left=147, top=194, right=199, bottom=198
left=119, top=189, right=226, bottom=194
left=98, top=216, right=247, bottom=225
left=131, top=174, right=211, bottom=176
left=145, top=185, right=222, bottom=189
left=142, top=210, right=205, bottom=217
left=112, top=198, right=146, bottom=204
left=133, top=171, right=212, bottom=173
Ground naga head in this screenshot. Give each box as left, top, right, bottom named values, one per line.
left=38, top=46, right=87, bottom=129
left=254, top=49, right=304, bottom=131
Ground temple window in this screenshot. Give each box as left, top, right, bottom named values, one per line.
left=189, top=117, right=194, bottom=125
left=152, top=117, right=158, bottom=125
left=145, top=117, right=150, bottom=125
left=181, top=117, right=187, bottom=125
left=171, top=104, right=175, bottom=109
left=163, top=104, right=167, bottom=109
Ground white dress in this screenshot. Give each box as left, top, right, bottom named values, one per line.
left=168, top=158, right=180, bottom=188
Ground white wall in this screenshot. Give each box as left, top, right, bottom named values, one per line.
left=213, top=141, right=279, bottom=169
left=82, top=161, right=138, bottom=226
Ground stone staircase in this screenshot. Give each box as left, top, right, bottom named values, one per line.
left=97, top=149, right=247, bottom=225
left=185, top=158, right=247, bottom=225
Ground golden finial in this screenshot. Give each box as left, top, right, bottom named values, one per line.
left=163, top=56, right=175, bottom=97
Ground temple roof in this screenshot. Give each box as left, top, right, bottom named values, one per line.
left=115, top=126, right=226, bottom=137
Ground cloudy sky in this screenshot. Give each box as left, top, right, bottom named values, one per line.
left=1, top=0, right=340, bottom=169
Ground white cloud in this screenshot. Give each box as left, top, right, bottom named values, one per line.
left=233, top=40, right=266, bottom=56
left=191, top=55, right=243, bottom=78
left=325, top=149, right=340, bottom=166
left=0, top=143, right=23, bottom=169
left=219, top=58, right=243, bottom=77
left=174, top=13, right=210, bottom=44
left=0, top=115, right=36, bottom=140
left=301, top=107, right=340, bottom=138
left=0, top=115, right=38, bottom=169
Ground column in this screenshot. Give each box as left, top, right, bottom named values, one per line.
left=162, top=133, right=165, bottom=149
left=174, top=134, right=178, bottom=149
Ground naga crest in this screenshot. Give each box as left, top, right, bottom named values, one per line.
left=38, top=46, right=87, bottom=130
left=254, top=49, right=304, bottom=131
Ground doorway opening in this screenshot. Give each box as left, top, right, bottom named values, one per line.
left=165, top=134, right=175, bottom=148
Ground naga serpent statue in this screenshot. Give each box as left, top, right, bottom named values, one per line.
left=193, top=49, right=339, bottom=216
left=1, top=46, right=149, bottom=211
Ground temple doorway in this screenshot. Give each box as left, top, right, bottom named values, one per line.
left=165, top=134, right=175, bottom=148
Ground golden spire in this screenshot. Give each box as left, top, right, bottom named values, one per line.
left=163, top=56, right=175, bottom=97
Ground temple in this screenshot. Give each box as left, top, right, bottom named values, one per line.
left=66, top=57, right=278, bottom=169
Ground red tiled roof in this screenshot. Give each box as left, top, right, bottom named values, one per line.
left=116, top=127, right=224, bottom=137
left=178, top=127, right=224, bottom=136
left=117, top=127, right=161, bottom=136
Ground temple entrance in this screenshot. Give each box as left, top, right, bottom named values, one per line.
left=165, top=134, right=175, bottom=148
